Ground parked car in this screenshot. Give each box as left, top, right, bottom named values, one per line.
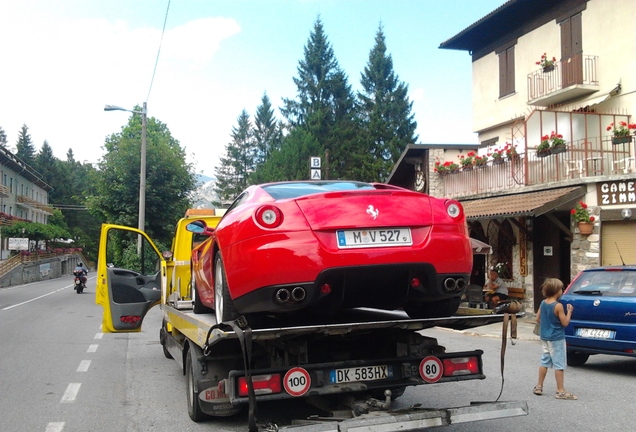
left=560, top=266, right=636, bottom=366
left=189, top=180, right=472, bottom=323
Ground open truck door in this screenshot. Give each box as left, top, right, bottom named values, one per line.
left=96, top=224, right=166, bottom=333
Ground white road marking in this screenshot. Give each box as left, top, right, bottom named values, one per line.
left=2, top=291, right=57, bottom=310
left=94, top=333, right=103, bottom=339
left=60, top=383, right=81, bottom=403
left=77, top=360, right=91, bottom=372
left=45, top=422, right=65, bottom=432
left=87, top=344, right=98, bottom=353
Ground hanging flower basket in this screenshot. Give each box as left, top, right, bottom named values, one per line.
left=578, top=222, right=594, bottom=235
left=537, top=149, right=551, bottom=158
left=612, top=136, right=632, bottom=145
left=551, top=144, right=567, bottom=154
left=542, top=64, right=555, bottom=73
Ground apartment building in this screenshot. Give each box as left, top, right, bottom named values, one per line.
left=388, top=0, right=635, bottom=311
left=0, top=145, right=53, bottom=258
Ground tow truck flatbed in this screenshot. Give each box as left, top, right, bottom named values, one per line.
left=163, top=302, right=517, bottom=350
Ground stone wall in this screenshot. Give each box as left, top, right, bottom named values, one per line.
left=0, top=254, right=85, bottom=288
left=570, top=206, right=601, bottom=279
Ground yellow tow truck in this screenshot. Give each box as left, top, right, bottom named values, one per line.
left=96, top=209, right=527, bottom=430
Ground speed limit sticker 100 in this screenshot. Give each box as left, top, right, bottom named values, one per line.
left=283, top=367, right=311, bottom=397
left=419, top=356, right=443, bottom=383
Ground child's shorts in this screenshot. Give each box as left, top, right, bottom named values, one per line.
left=540, top=338, right=566, bottom=370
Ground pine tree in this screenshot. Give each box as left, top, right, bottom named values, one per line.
left=280, top=18, right=365, bottom=181
left=253, top=93, right=282, bottom=167
left=359, top=25, right=418, bottom=181
left=0, top=126, right=7, bottom=147
left=15, top=124, right=37, bottom=165
left=214, top=110, right=254, bottom=202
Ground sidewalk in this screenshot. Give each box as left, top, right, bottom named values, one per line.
left=438, top=313, right=540, bottom=341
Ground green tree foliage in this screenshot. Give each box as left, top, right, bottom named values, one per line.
left=89, top=108, right=196, bottom=246
left=0, top=125, right=7, bottom=147
left=251, top=128, right=321, bottom=183
left=252, top=93, right=282, bottom=167
left=280, top=18, right=367, bottom=181
left=15, top=123, right=37, bottom=165
left=2, top=216, right=71, bottom=251
left=214, top=110, right=254, bottom=202
left=31, top=141, right=102, bottom=261
left=359, top=25, right=418, bottom=181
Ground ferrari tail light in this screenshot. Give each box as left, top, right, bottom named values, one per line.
left=410, top=278, right=421, bottom=288
left=445, top=200, right=462, bottom=219
left=255, top=205, right=283, bottom=228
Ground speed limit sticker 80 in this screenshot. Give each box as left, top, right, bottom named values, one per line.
left=283, top=367, right=311, bottom=397
left=419, top=356, right=443, bottom=383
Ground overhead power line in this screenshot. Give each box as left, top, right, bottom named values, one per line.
left=146, top=0, right=171, bottom=104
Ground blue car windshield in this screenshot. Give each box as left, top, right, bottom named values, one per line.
left=570, top=270, right=636, bottom=297
left=263, top=181, right=375, bottom=200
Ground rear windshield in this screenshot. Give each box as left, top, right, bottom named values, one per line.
left=568, top=270, right=636, bottom=297
left=262, top=181, right=375, bottom=200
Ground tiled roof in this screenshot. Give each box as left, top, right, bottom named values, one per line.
left=462, top=186, right=586, bottom=219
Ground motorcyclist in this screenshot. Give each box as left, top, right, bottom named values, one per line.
left=73, top=262, right=88, bottom=286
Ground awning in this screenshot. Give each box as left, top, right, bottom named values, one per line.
left=462, top=186, right=586, bottom=220
left=471, top=238, right=492, bottom=255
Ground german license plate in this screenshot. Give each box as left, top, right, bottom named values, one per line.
left=336, top=228, right=412, bottom=249
left=576, top=328, right=614, bottom=339
left=330, top=365, right=393, bottom=383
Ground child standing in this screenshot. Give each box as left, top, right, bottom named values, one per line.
left=533, top=278, right=577, bottom=400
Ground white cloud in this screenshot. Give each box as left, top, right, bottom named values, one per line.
left=0, top=9, right=242, bottom=175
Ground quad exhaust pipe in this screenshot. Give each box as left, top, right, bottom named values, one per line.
left=275, top=287, right=307, bottom=304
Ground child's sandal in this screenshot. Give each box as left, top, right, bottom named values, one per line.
left=555, top=390, right=577, bottom=400
left=532, top=386, right=543, bottom=395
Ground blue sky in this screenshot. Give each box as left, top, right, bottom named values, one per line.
left=0, top=0, right=503, bottom=177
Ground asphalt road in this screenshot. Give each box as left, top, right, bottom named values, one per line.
left=1, top=278, right=634, bottom=432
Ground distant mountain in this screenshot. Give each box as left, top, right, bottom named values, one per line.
left=192, top=175, right=219, bottom=209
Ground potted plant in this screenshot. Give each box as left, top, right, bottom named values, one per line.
left=536, top=53, right=557, bottom=72
left=536, top=135, right=551, bottom=157
left=570, top=201, right=595, bottom=235
left=458, top=152, right=476, bottom=170
left=434, top=160, right=460, bottom=176
left=504, top=143, right=519, bottom=161
left=549, top=131, right=567, bottom=154
left=606, top=121, right=636, bottom=145
left=488, top=147, right=505, bottom=164
left=474, top=153, right=488, bottom=168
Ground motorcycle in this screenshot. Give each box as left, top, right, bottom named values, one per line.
left=73, top=270, right=87, bottom=294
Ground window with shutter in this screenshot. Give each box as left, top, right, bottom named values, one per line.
left=498, top=46, right=515, bottom=98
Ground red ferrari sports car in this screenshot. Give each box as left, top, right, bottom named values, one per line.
left=189, top=181, right=472, bottom=323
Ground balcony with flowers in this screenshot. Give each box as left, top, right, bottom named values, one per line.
left=527, top=53, right=599, bottom=106
left=437, top=111, right=634, bottom=199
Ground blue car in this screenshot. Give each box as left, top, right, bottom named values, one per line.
left=560, top=266, right=636, bottom=366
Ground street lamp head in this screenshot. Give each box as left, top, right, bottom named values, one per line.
left=104, top=104, right=126, bottom=112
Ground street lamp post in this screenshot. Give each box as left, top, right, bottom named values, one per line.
left=104, top=103, right=147, bottom=253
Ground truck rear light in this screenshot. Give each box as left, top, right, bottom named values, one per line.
left=120, top=316, right=142, bottom=324
left=442, top=357, right=479, bottom=376
left=255, top=205, right=283, bottom=228
left=238, top=374, right=282, bottom=396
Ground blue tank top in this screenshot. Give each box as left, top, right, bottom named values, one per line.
left=539, top=300, right=565, bottom=341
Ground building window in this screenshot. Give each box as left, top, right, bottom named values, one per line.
left=497, top=45, right=515, bottom=98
